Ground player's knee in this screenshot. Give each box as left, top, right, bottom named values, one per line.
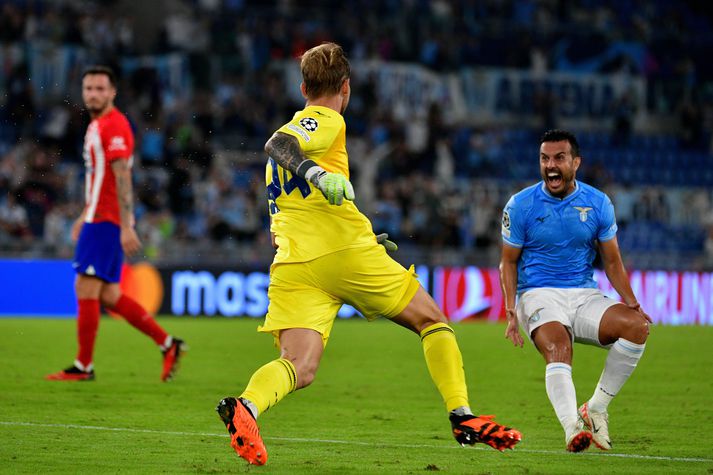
left=287, top=356, right=320, bottom=390
left=623, top=317, right=649, bottom=344
left=99, top=288, right=120, bottom=308
left=75, top=276, right=100, bottom=300
left=419, top=313, right=448, bottom=332
left=541, top=340, right=572, bottom=364
left=295, top=365, right=317, bottom=389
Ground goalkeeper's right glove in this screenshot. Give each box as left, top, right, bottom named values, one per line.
left=376, top=233, right=398, bottom=252
left=302, top=163, right=355, bottom=206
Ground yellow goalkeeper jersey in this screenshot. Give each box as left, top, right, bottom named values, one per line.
left=267, top=105, right=375, bottom=264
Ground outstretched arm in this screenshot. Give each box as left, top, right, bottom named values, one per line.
left=598, top=237, right=651, bottom=322
left=264, top=132, right=354, bottom=206
left=499, top=243, right=524, bottom=347
left=111, top=159, right=142, bottom=256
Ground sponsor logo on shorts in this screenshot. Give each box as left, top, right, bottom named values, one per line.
left=528, top=311, right=541, bottom=323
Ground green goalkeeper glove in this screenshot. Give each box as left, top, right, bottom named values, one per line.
left=304, top=166, right=355, bottom=206
left=376, top=233, right=398, bottom=252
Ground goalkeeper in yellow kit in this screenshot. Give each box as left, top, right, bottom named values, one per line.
left=216, top=42, right=522, bottom=465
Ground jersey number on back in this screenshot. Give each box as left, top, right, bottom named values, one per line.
left=267, top=158, right=311, bottom=214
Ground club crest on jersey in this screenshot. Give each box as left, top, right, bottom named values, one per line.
left=574, top=206, right=592, bottom=222
left=299, top=117, right=318, bottom=132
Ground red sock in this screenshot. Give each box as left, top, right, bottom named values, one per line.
left=110, top=295, right=168, bottom=346
left=76, top=299, right=100, bottom=368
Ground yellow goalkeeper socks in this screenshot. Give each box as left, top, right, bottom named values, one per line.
left=420, top=323, right=470, bottom=412
left=240, top=358, right=297, bottom=417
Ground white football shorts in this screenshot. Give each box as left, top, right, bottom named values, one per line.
left=516, top=287, right=620, bottom=347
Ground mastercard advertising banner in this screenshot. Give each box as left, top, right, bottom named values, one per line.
left=1, top=260, right=712, bottom=325
left=432, top=267, right=713, bottom=325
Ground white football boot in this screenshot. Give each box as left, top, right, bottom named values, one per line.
left=579, top=402, right=612, bottom=450
left=565, top=419, right=592, bottom=452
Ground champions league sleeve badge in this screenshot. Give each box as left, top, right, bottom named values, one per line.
left=502, top=210, right=511, bottom=238
left=299, top=117, right=318, bottom=132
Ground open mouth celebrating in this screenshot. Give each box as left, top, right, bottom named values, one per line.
left=546, top=172, right=563, bottom=189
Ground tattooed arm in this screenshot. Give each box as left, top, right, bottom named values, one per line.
left=111, top=158, right=142, bottom=256
left=265, top=132, right=321, bottom=186
left=264, top=131, right=355, bottom=205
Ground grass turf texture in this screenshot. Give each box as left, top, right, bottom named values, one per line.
left=0, top=317, right=711, bottom=474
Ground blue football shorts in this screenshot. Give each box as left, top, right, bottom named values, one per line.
left=73, top=221, right=123, bottom=283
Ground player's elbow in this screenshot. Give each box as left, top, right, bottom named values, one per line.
left=264, top=139, right=273, bottom=156
left=264, top=133, right=281, bottom=157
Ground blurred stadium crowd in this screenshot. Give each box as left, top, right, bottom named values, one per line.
left=1, top=0, right=713, bottom=269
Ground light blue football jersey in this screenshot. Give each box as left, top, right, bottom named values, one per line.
left=501, top=180, right=617, bottom=292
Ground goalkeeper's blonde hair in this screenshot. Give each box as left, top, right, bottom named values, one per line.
left=301, top=42, right=350, bottom=100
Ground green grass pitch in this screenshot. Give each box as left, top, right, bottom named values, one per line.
left=1, top=317, right=712, bottom=473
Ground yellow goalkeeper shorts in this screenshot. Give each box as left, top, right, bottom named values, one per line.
left=258, top=243, right=420, bottom=346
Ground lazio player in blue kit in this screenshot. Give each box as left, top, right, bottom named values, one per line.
left=500, top=129, right=651, bottom=452
left=215, top=42, right=521, bottom=466
left=503, top=177, right=617, bottom=292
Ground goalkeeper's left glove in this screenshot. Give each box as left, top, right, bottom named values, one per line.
left=376, top=233, right=398, bottom=252
left=299, top=161, right=355, bottom=206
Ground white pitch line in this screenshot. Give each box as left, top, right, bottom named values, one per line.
left=1, top=421, right=711, bottom=464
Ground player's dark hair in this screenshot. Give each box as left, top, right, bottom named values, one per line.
left=82, top=65, right=117, bottom=88
left=301, top=42, right=350, bottom=99
left=541, top=129, right=580, bottom=158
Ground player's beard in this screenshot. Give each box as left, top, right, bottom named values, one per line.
left=541, top=167, right=575, bottom=198
left=85, top=98, right=111, bottom=117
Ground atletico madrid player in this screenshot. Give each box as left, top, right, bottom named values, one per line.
left=46, top=66, right=185, bottom=382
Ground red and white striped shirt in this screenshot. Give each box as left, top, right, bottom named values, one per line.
left=82, top=107, right=134, bottom=226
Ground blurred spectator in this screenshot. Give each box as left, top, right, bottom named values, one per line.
left=15, top=147, right=62, bottom=237
left=609, top=183, right=636, bottom=230
left=43, top=201, right=77, bottom=256
left=5, top=63, right=35, bottom=138
left=612, top=91, right=637, bottom=145
left=0, top=191, right=32, bottom=241
left=371, top=184, right=402, bottom=240
left=678, top=98, right=704, bottom=150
